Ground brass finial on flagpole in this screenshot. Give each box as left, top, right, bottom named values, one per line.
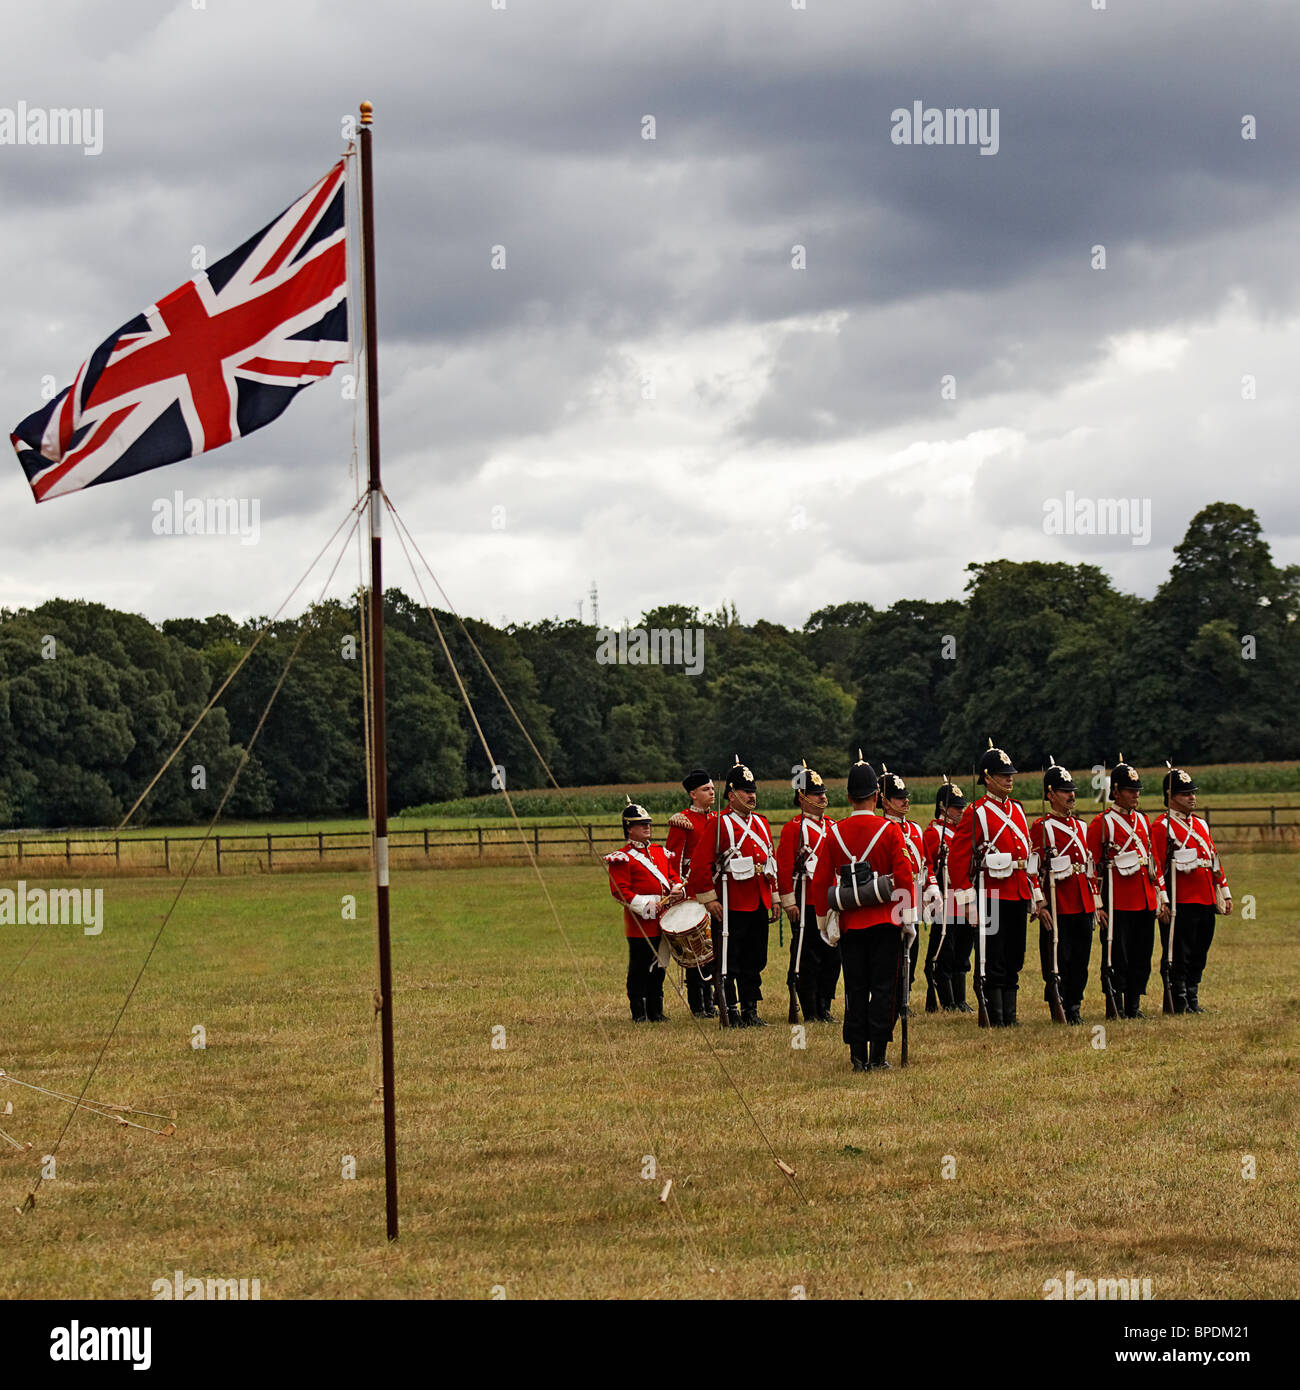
left=360, top=100, right=374, bottom=125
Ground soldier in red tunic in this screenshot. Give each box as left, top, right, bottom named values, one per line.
left=605, top=800, right=685, bottom=1022
left=879, top=765, right=925, bottom=989
left=1086, top=759, right=1169, bottom=1020
left=665, top=768, right=718, bottom=1018
left=811, top=755, right=916, bottom=1071
left=696, top=758, right=777, bottom=1027
left=921, top=779, right=967, bottom=1011
left=1151, top=766, right=1232, bottom=1014
left=776, top=762, right=839, bottom=1022
left=948, top=743, right=1045, bottom=1028
left=1029, top=760, right=1097, bottom=1025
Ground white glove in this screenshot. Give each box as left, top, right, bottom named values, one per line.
left=922, top=885, right=943, bottom=923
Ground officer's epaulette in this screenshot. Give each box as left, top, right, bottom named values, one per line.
left=605, top=851, right=628, bottom=863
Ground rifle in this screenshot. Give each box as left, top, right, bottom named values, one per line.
left=1099, top=810, right=1120, bottom=1021
left=789, top=873, right=807, bottom=1025
left=1041, top=821, right=1068, bottom=1024
left=1162, top=836, right=1177, bottom=1016
left=898, top=919, right=912, bottom=1065
left=712, top=789, right=733, bottom=1028
left=925, top=833, right=950, bottom=1013
left=973, top=844, right=991, bottom=1029
left=788, top=821, right=807, bottom=1025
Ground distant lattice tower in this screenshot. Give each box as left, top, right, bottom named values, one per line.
left=589, top=581, right=599, bottom=629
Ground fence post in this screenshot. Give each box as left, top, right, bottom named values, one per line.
left=478, top=825, right=484, bottom=859
left=318, top=831, right=325, bottom=861
left=66, top=837, right=71, bottom=863
left=1270, top=806, right=1278, bottom=831
left=216, top=836, right=222, bottom=874
left=424, top=828, right=430, bottom=858
left=267, top=833, right=273, bottom=871
left=165, top=837, right=171, bottom=872
left=533, top=824, right=540, bottom=855
left=586, top=823, right=594, bottom=849
left=115, top=838, right=121, bottom=865
left=16, top=839, right=22, bottom=863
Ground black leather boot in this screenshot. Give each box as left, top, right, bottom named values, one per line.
left=817, top=1000, right=835, bottom=1023
left=1171, top=982, right=1188, bottom=1015
left=1003, top=986, right=1019, bottom=1027
left=953, top=973, right=974, bottom=1012
left=986, top=985, right=1004, bottom=1027
left=850, top=1050, right=869, bottom=1072
left=1186, top=984, right=1205, bottom=1013
left=1067, top=1004, right=1083, bottom=1025
left=1125, top=993, right=1145, bottom=1019
left=630, top=998, right=648, bottom=1022
left=686, top=973, right=705, bottom=1017
left=938, top=974, right=956, bottom=1011
left=647, top=999, right=668, bottom=1022
left=740, top=1004, right=767, bottom=1027
left=726, top=1007, right=742, bottom=1028
left=868, top=1040, right=891, bottom=1070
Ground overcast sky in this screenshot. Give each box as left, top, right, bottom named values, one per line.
left=1, top=0, right=1296, bottom=632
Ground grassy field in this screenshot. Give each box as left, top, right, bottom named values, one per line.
left=1, top=849, right=1297, bottom=1300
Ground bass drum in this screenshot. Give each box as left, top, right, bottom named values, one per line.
left=659, top=900, right=715, bottom=968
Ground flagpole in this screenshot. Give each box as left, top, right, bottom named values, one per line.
left=358, top=99, right=399, bottom=1242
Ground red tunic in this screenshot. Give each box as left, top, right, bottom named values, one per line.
left=605, top=841, right=682, bottom=938
left=776, top=812, right=831, bottom=912
left=664, top=805, right=717, bottom=901
left=921, top=819, right=952, bottom=895
left=1085, top=807, right=1167, bottom=913
left=948, top=794, right=1041, bottom=904
left=883, top=813, right=926, bottom=915
left=1150, top=812, right=1228, bottom=908
left=1030, top=813, right=1097, bottom=915
left=708, top=810, right=776, bottom=913
left=810, top=811, right=915, bottom=931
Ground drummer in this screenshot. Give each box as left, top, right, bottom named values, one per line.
left=606, top=798, right=686, bottom=1022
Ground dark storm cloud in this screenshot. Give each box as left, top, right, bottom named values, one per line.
left=1, top=0, right=1297, bottom=624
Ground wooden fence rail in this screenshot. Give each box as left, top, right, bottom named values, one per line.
left=0, top=806, right=1295, bottom=876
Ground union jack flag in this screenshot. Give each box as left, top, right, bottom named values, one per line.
left=11, top=161, right=349, bottom=503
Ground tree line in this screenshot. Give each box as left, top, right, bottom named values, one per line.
left=1, top=502, right=1295, bottom=829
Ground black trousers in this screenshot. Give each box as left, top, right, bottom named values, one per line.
left=1111, top=908, right=1155, bottom=997
left=684, top=958, right=714, bottom=1012
left=948, top=921, right=975, bottom=976
left=1040, top=911, right=1092, bottom=1009
left=787, top=904, right=841, bottom=1014
left=981, top=895, right=1028, bottom=990
left=1160, top=902, right=1216, bottom=988
left=924, top=917, right=962, bottom=992
left=720, top=906, right=769, bottom=1008
left=626, top=935, right=665, bottom=1014
left=840, top=927, right=906, bottom=1054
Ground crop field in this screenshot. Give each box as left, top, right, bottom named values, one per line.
left=1, top=848, right=1296, bottom=1300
